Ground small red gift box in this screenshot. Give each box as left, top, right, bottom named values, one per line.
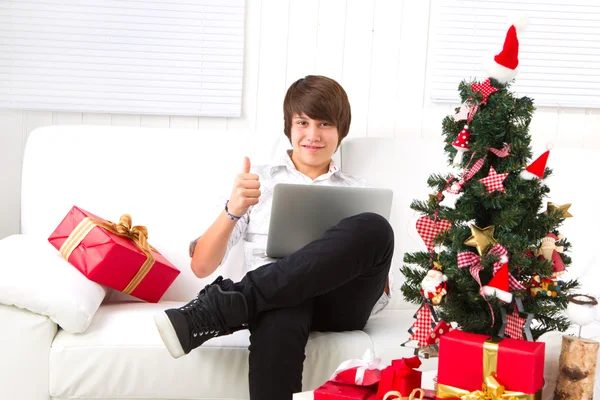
left=376, top=357, right=422, bottom=399
left=48, top=206, right=180, bottom=303
left=436, top=329, right=545, bottom=399
left=314, top=381, right=377, bottom=400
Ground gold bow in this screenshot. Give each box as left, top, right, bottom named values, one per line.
left=59, top=214, right=157, bottom=295
left=436, top=338, right=541, bottom=400
left=437, top=376, right=534, bottom=400
left=459, top=375, right=521, bottom=400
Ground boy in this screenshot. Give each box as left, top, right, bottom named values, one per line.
left=155, top=75, right=394, bottom=399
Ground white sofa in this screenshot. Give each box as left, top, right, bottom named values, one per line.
left=0, top=125, right=597, bottom=400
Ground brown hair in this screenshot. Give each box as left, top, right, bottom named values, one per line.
left=283, top=75, right=351, bottom=146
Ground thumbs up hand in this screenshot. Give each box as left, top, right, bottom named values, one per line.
left=227, top=157, right=261, bottom=218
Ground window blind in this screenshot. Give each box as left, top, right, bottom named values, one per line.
left=0, top=0, right=245, bottom=117
left=429, top=0, right=600, bottom=108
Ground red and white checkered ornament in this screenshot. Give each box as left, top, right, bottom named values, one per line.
left=500, top=298, right=534, bottom=341
left=505, top=308, right=526, bottom=340
left=471, top=78, right=499, bottom=104
left=416, top=216, right=452, bottom=252
left=479, top=166, right=509, bottom=193
left=409, top=305, right=434, bottom=347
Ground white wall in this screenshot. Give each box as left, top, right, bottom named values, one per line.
left=1, top=0, right=599, bottom=240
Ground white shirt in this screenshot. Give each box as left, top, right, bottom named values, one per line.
left=191, top=149, right=391, bottom=315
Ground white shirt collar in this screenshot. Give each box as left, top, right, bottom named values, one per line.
left=269, top=149, right=340, bottom=180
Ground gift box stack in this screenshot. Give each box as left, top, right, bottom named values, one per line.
left=313, top=350, right=431, bottom=400
left=49, top=206, right=180, bottom=302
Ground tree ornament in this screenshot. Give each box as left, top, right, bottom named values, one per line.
left=528, top=274, right=562, bottom=298
left=483, top=16, right=528, bottom=83
left=439, top=190, right=462, bottom=209
left=416, top=216, right=452, bottom=252
left=428, top=193, right=440, bottom=203
left=535, top=233, right=566, bottom=277
left=402, top=303, right=439, bottom=357
left=482, top=263, right=513, bottom=303
left=453, top=104, right=470, bottom=121
left=451, top=125, right=471, bottom=166
left=471, top=78, right=499, bottom=104
left=567, top=294, right=598, bottom=336
left=479, top=166, right=509, bottom=193
left=487, top=243, right=526, bottom=290
left=520, top=149, right=550, bottom=180
left=499, top=298, right=533, bottom=341
left=420, top=263, right=448, bottom=305
left=545, top=202, right=573, bottom=218
left=464, top=224, right=497, bottom=256
left=427, top=320, right=454, bottom=346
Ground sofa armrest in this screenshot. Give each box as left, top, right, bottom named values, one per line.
left=0, top=304, right=57, bottom=400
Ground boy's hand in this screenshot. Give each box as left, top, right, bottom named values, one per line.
left=227, top=157, right=261, bottom=217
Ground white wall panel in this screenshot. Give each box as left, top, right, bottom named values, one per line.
left=367, top=0, right=403, bottom=137
left=1, top=0, right=599, bottom=238
left=315, top=1, right=347, bottom=83
left=255, top=0, right=290, bottom=136
left=286, top=0, right=319, bottom=87
left=341, top=0, right=375, bottom=137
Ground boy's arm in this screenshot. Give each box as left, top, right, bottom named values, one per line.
left=190, top=157, right=260, bottom=278
left=189, top=209, right=249, bottom=278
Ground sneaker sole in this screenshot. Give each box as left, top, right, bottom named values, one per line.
left=154, top=311, right=185, bottom=359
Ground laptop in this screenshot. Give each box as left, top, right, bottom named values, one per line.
left=265, top=183, right=394, bottom=258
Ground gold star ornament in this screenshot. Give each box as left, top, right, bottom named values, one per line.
left=546, top=202, right=573, bottom=218
left=464, top=224, right=497, bottom=256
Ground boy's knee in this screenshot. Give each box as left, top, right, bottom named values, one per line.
left=354, top=212, right=394, bottom=244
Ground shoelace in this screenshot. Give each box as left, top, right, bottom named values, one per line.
left=187, top=284, right=231, bottom=337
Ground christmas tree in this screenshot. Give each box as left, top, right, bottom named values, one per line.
left=401, top=18, right=579, bottom=344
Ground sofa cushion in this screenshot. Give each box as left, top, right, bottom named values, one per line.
left=0, top=234, right=107, bottom=333
left=0, top=304, right=58, bottom=400
left=49, top=301, right=378, bottom=399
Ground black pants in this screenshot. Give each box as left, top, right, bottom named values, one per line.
left=234, top=212, right=394, bottom=400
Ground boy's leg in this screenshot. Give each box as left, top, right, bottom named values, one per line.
left=238, top=212, right=394, bottom=318
left=311, top=260, right=390, bottom=332
left=155, top=212, right=393, bottom=356
left=248, top=301, right=312, bottom=400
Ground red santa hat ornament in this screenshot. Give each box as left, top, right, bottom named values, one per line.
left=483, top=263, right=513, bottom=303
left=520, top=148, right=550, bottom=180
left=484, top=15, right=529, bottom=83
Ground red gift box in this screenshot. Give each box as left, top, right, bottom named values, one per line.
left=48, top=206, right=180, bottom=303
left=376, top=357, right=422, bottom=399
left=436, top=329, right=545, bottom=399
left=314, top=381, right=377, bottom=400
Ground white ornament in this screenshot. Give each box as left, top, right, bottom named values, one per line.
left=440, top=191, right=463, bottom=209
left=567, top=294, right=598, bottom=338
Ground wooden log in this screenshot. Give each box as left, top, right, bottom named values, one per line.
left=553, top=335, right=599, bottom=400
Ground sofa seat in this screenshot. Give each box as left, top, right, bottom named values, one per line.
left=49, top=302, right=426, bottom=400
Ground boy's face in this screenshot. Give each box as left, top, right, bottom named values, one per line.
left=290, top=113, right=339, bottom=172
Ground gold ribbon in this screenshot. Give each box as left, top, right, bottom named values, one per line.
left=59, top=214, right=157, bottom=295
left=436, top=338, right=541, bottom=400
left=383, top=388, right=424, bottom=400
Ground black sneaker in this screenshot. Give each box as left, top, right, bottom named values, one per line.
left=154, top=276, right=249, bottom=359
